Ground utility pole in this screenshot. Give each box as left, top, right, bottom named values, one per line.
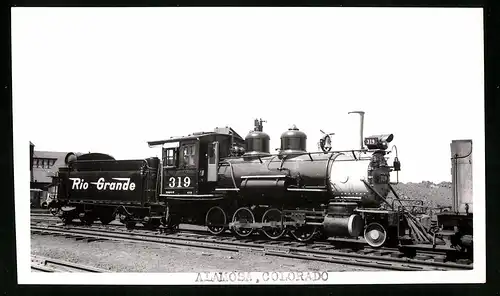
left=30, top=141, right=34, bottom=184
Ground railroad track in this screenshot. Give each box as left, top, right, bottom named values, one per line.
left=30, top=214, right=469, bottom=257
left=31, top=255, right=108, bottom=273
left=30, top=214, right=472, bottom=264
left=30, top=209, right=50, bottom=213
left=31, top=224, right=472, bottom=272
left=31, top=213, right=53, bottom=217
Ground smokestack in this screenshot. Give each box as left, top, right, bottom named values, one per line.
left=348, top=111, right=365, bottom=150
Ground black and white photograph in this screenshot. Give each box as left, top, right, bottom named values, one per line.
left=11, top=7, right=485, bottom=285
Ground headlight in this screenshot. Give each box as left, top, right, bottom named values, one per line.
left=364, top=134, right=394, bottom=150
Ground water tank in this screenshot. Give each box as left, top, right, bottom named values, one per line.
left=280, top=125, right=307, bottom=155
left=244, top=119, right=271, bottom=157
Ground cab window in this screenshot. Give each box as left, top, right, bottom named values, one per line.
left=163, top=148, right=178, bottom=167
left=181, top=144, right=196, bottom=167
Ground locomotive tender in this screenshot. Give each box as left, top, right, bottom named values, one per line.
left=49, top=111, right=472, bottom=251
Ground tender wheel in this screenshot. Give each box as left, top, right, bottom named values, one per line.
left=364, top=222, right=387, bottom=248
left=145, top=218, right=161, bottom=230
left=161, top=204, right=179, bottom=232
left=290, top=225, right=318, bottom=242
left=206, top=206, right=227, bottom=235
left=99, top=214, right=114, bottom=225
left=60, top=210, right=75, bottom=225
left=61, top=215, right=73, bottom=225
left=80, top=213, right=95, bottom=226
left=162, top=204, right=173, bottom=226
left=231, top=207, right=255, bottom=238
left=50, top=207, right=62, bottom=217
left=170, top=224, right=179, bottom=232
left=125, top=221, right=136, bottom=229
left=261, top=208, right=286, bottom=240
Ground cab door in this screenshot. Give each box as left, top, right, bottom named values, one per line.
left=207, top=141, right=219, bottom=182
left=162, top=140, right=199, bottom=195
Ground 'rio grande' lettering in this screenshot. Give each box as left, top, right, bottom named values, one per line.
left=69, top=177, right=136, bottom=191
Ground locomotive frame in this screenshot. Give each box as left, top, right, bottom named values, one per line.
left=48, top=112, right=473, bottom=255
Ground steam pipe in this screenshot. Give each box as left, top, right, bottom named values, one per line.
left=452, top=155, right=458, bottom=213
left=348, top=111, right=365, bottom=150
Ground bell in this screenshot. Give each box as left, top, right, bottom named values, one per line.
left=393, top=157, right=401, bottom=171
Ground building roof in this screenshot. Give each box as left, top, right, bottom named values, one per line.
left=32, top=150, right=69, bottom=183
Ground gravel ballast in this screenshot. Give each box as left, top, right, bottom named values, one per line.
left=31, top=233, right=377, bottom=273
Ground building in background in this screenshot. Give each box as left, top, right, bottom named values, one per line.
left=31, top=150, right=68, bottom=190
left=30, top=142, right=72, bottom=207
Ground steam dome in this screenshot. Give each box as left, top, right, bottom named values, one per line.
left=243, top=118, right=271, bottom=157
left=279, top=125, right=307, bottom=155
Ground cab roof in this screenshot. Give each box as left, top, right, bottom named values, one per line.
left=147, top=127, right=244, bottom=147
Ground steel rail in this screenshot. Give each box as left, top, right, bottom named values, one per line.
left=31, top=255, right=107, bottom=273
left=31, top=225, right=471, bottom=271
left=30, top=216, right=465, bottom=260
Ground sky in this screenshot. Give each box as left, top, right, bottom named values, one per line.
left=12, top=7, right=484, bottom=183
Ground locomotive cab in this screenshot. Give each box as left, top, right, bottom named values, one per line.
left=147, top=127, right=245, bottom=198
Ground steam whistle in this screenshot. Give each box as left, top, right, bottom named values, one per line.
left=254, top=118, right=266, bottom=132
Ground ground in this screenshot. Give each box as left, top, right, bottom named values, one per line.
left=31, top=233, right=378, bottom=273
left=391, top=181, right=453, bottom=210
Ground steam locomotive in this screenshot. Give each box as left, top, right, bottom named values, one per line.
left=48, top=111, right=473, bottom=252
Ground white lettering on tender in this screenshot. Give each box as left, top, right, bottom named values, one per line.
left=69, top=177, right=136, bottom=191
left=69, top=178, right=89, bottom=190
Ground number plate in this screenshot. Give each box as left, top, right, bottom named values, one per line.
left=167, top=176, right=192, bottom=188
left=365, top=138, right=378, bottom=145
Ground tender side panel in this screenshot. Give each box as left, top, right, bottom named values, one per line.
left=64, top=160, right=146, bottom=204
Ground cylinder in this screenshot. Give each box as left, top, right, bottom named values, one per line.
left=327, top=202, right=358, bottom=215
left=323, top=214, right=364, bottom=237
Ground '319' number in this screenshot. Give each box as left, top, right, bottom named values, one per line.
left=168, top=176, right=191, bottom=188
